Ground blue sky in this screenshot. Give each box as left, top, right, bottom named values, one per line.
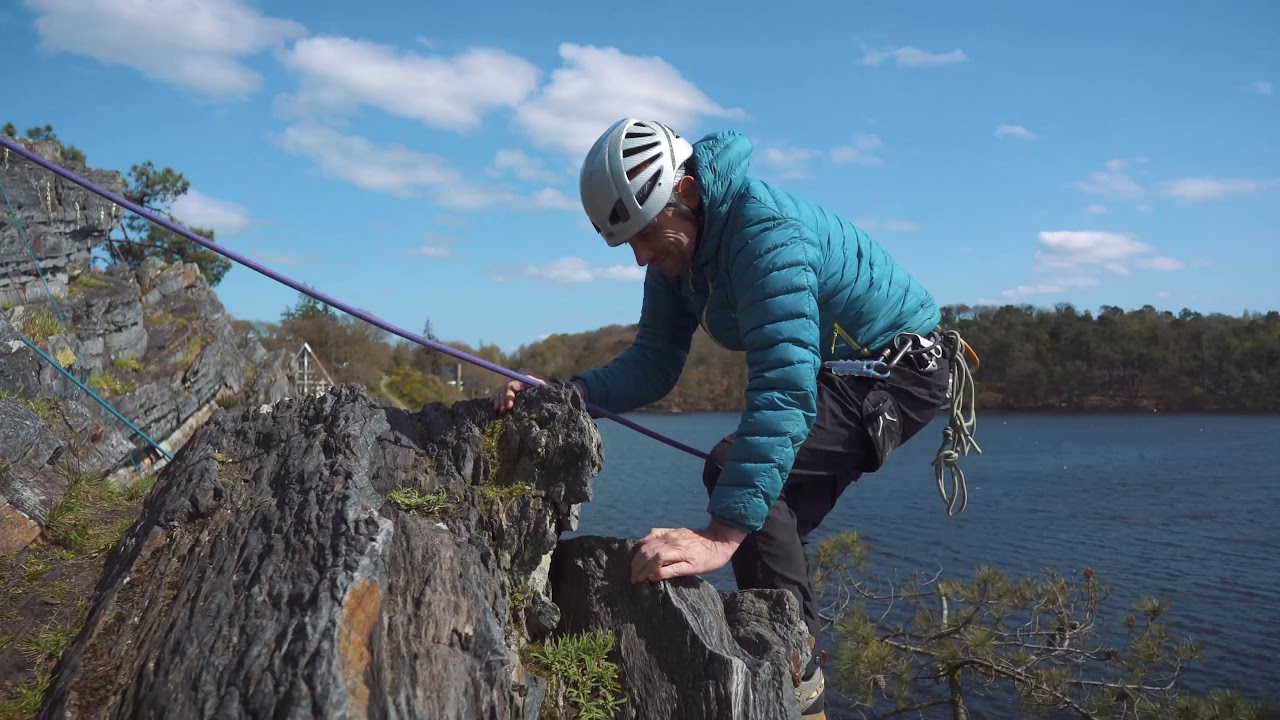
left=2, top=0, right=1277, bottom=352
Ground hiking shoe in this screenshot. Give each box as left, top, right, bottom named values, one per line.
left=796, top=665, right=826, bottom=719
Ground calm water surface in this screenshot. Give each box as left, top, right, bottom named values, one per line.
left=569, top=411, right=1280, bottom=716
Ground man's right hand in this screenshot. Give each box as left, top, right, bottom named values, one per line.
left=490, top=370, right=544, bottom=415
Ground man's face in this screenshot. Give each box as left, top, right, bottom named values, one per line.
left=624, top=179, right=701, bottom=277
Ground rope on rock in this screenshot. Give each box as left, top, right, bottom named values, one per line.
left=0, top=135, right=712, bottom=462
left=933, top=331, right=982, bottom=515
left=15, top=332, right=173, bottom=462
left=0, top=175, right=68, bottom=328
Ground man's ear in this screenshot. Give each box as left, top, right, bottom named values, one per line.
left=675, top=174, right=701, bottom=208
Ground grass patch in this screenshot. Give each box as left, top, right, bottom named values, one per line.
left=71, top=274, right=110, bottom=289
left=0, top=465, right=151, bottom=716
left=177, top=335, right=207, bottom=369
left=385, top=487, right=451, bottom=516
left=88, top=371, right=138, bottom=398
left=523, top=630, right=626, bottom=720
left=17, top=309, right=62, bottom=346
left=112, top=357, right=143, bottom=374
left=142, top=310, right=175, bottom=328
left=44, top=465, right=140, bottom=558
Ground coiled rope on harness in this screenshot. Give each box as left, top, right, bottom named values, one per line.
left=934, top=331, right=981, bottom=515
left=0, top=135, right=711, bottom=462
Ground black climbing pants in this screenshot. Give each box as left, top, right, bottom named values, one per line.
left=702, top=355, right=952, bottom=648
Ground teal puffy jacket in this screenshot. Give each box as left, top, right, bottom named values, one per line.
left=573, top=130, right=940, bottom=532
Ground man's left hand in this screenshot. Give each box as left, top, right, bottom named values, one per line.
left=631, top=518, right=748, bottom=583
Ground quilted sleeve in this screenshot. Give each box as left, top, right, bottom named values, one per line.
left=707, top=220, right=823, bottom=532
left=571, top=267, right=699, bottom=413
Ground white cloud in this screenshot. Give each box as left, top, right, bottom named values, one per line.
left=1002, top=230, right=1186, bottom=300
left=279, top=37, right=540, bottom=131
left=862, top=46, right=969, bottom=68
left=1135, top=255, right=1186, bottom=271
left=169, top=189, right=250, bottom=235
left=1251, top=80, right=1274, bottom=96
left=831, top=134, right=883, bottom=166
left=1158, top=177, right=1276, bottom=200
left=488, top=149, right=561, bottom=184
left=757, top=145, right=823, bottom=180
left=532, top=188, right=577, bottom=210
left=25, top=0, right=304, bottom=98
left=1071, top=158, right=1145, bottom=199
left=524, top=256, right=644, bottom=284
left=276, top=124, right=459, bottom=197
left=1085, top=204, right=1109, bottom=214
left=512, top=43, right=743, bottom=157
left=1035, top=230, right=1151, bottom=274
left=995, top=124, right=1036, bottom=140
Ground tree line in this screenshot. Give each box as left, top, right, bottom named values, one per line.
left=235, top=294, right=1280, bottom=414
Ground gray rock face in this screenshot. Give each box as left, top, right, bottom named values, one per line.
left=0, top=139, right=122, bottom=307
left=550, top=536, right=810, bottom=720
left=40, top=383, right=601, bottom=719
left=38, top=385, right=809, bottom=720
left=1, top=141, right=291, bottom=556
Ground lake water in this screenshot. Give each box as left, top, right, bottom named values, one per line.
left=569, top=411, right=1280, bottom=717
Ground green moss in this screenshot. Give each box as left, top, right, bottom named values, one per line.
left=386, top=487, right=451, bottom=516
left=142, top=310, right=175, bottom=327
left=523, top=630, right=626, bottom=720
left=481, top=417, right=510, bottom=482
left=480, top=482, right=532, bottom=517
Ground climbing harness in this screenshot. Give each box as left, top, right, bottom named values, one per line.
left=0, top=135, right=711, bottom=462
left=826, top=327, right=982, bottom=516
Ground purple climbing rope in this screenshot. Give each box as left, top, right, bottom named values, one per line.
left=0, top=136, right=710, bottom=462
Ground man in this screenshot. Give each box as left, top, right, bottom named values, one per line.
left=493, top=118, right=963, bottom=719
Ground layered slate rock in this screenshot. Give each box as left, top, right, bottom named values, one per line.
left=37, top=384, right=811, bottom=720
left=551, top=536, right=811, bottom=720
left=0, top=139, right=121, bottom=307
left=1, top=135, right=292, bottom=555
left=40, top=383, right=602, bottom=719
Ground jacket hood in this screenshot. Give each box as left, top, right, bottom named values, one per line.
left=690, top=130, right=753, bottom=270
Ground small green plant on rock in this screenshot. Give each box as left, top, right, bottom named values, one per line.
left=112, top=356, right=143, bottom=374
left=88, top=371, right=137, bottom=397
left=18, top=309, right=62, bottom=346
left=386, top=487, right=450, bottom=516
left=523, top=630, right=626, bottom=720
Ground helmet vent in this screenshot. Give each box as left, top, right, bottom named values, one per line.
left=625, top=129, right=655, bottom=139
left=622, top=140, right=660, bottom=158
left=608, top=198, right=631, bottom=226
left=626, top=155, right=656, bottom=181
left=635, top=166, right=663, bottom=206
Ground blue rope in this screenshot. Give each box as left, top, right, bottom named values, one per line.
left=15, top=333, right=173, bottom=462
left=0, top=135, right=711, bottom=462
left=0, top=174, right=69, bottom=328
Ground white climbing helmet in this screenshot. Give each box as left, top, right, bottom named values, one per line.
left=579, top=118, right=694, bottom=247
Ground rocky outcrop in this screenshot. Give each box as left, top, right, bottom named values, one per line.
left=39, top=384, right=810, bottom=719
left=1, top=140, right=293, bottom=556
left=0, top=139, right=121, bottom=308
left=551, top=537, right=809, bottom=720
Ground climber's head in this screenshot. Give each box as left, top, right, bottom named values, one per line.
left=579, top=118, right=701, bottom=277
